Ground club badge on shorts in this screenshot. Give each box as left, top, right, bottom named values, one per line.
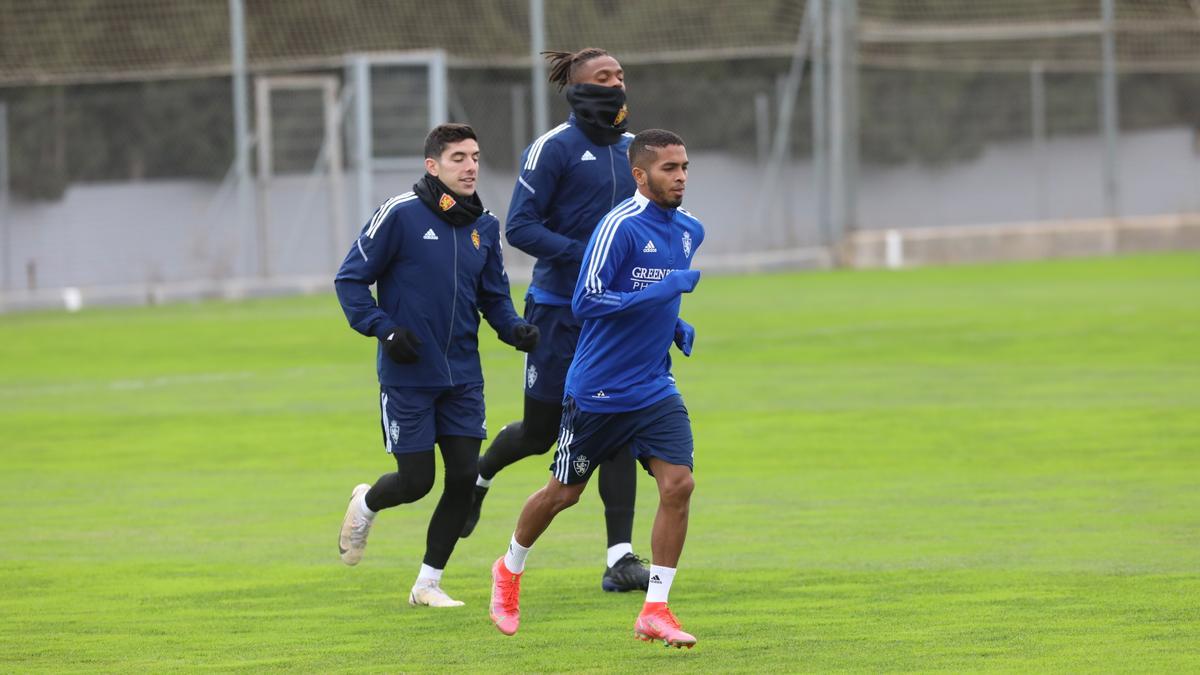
left=439, top=193, right=456, bottom=211
left=573, top=454, right=590, bottom=477
left=471, top=228, right=481, bottom=250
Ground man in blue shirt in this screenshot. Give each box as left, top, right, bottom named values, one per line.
left=334, top=124, right=539, bottom=608
left=461, top=48, right=650, bottom=593
left=489, top=129, right=704, bottom=649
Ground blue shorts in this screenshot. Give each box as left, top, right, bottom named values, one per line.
left=522, top=297, right=580, bottom=404
left=379, top=383, right=486, bottom=454
left=549, top=394, right=693, bottom=485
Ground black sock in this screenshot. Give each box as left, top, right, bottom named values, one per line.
left=598, top=448, right=637, bottom=548
left=365, top=450, right=435, bottom=512
left=422, top=436, right=480, bottom=569
left=477, top=395, right=562, bottom=480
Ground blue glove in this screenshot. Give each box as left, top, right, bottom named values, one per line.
left=674, top=317, right=695, bottom=356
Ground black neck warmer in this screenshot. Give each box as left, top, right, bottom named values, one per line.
left=565, top=83, right=629, bottom=146
left=413, top=173, right=484, bottom=227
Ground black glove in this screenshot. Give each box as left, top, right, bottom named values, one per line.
left=378, top=326, right=422, bottom=364
left=511, top=323, right=540, bottom=353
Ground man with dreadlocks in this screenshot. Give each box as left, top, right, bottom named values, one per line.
left=460, top=48, right=650, bottom=594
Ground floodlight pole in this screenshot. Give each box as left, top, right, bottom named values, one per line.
left=229, top=0, right=253, bottom=276
left=0, top=104, right=9, bottom=293
left=812, top=0, right=831, bottom=245
left=530, top=0, right=549, bottom=136
left=352, top=56, right=373, bottom=228
left=830, top=0, right=859, bottom=254
left=1030, top=61, right=1047, bottom=220
left=1099, top=0, right=1120, bottom=219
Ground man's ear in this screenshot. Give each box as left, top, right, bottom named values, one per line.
left=632, top=166, right=646, bottom=186
left=425, top=157, right=439, bottom=176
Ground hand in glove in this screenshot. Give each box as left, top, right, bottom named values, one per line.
left=511, top=323, right=540, bottom=352
left=378, top=326, right=422, bottom=364
left=674, top=317, right=695, bottom=357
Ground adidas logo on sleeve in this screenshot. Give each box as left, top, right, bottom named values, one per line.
left=642, top=240, right=657, bottom=253
left=580, top=150, right=597, bottom=161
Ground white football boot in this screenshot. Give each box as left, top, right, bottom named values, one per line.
left=338, top=484, right=374, bottom=566
left=409, top=579, right=466, bottom=608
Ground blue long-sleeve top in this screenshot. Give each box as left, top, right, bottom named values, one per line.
left=505, top=114, right=637, bottom=305
left=566, top=191, right=706, bottom=413
left=335, top=191, right=524, bottom=387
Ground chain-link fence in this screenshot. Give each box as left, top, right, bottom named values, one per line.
left=1, top=1, right=1198, bottom=307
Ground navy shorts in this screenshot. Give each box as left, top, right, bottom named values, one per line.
left=549, top=394, right=693, bottom=485
left=379, top=383, right=486, bottom=454
left=522, top=297, right=580, bottom=404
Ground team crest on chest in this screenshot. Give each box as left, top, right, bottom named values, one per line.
left=682, top=231, right=692, bottom=258
left=438, top=193, right=456, bottom=211
left=471, top=228, right=481, bottom=250
left=573, top=454, right=590, bottom=476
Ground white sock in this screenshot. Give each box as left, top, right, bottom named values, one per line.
left=504, top=534, right=531, bottom=574
left=355, top=491, right=376, bottom=518
left=646, top=565, right=676, bottom=604
left=416, top=564, right=443, bottom=585
left=476, top=475, right=492, bottom=488
left=607, top=542, right=633, bottom=568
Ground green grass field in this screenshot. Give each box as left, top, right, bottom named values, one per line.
left=2, top=253, right=1198, bottom=672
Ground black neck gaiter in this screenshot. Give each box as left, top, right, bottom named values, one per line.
left=413, top=173, right=484, bottom=227
left=565, top=83, right=629, bottom=146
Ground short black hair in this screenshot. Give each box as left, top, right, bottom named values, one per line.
left=542, top=48, right=611, bottom=92
left=628, top=129, right=685, bottom=169
left=424, top=123, right=478, bottom=160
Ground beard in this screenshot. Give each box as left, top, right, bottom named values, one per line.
left=650, top=181, right=683, bottom=208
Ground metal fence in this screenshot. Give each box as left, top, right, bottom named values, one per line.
left=0, top=0, right=1197, bottom=308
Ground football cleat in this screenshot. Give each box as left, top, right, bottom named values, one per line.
left=338, top=483, right=374, bottom=566
left=489, top=557, right=522, bottom=636
left=459, top=484, right=489, bottom=538
left=634, top=603, right=697, bottom=649
left=602, top=552, right=650, bottom=592
left=408, top=580, right=465, bottom=608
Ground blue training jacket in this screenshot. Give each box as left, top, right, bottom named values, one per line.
left=334, top=191, right=524, bottom=388
left=566, top=191, right=706, bottom=413
left=506, top=114, right=637, bottom=305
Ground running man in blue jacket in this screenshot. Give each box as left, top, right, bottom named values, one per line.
left=334, top=123, right=539, bottom=608
left=461, top=48, right=650, bottom=593
left=489, top=129, right=704, bottom=648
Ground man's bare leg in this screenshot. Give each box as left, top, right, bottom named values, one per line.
left=647, top=458, right=694, bottom=567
